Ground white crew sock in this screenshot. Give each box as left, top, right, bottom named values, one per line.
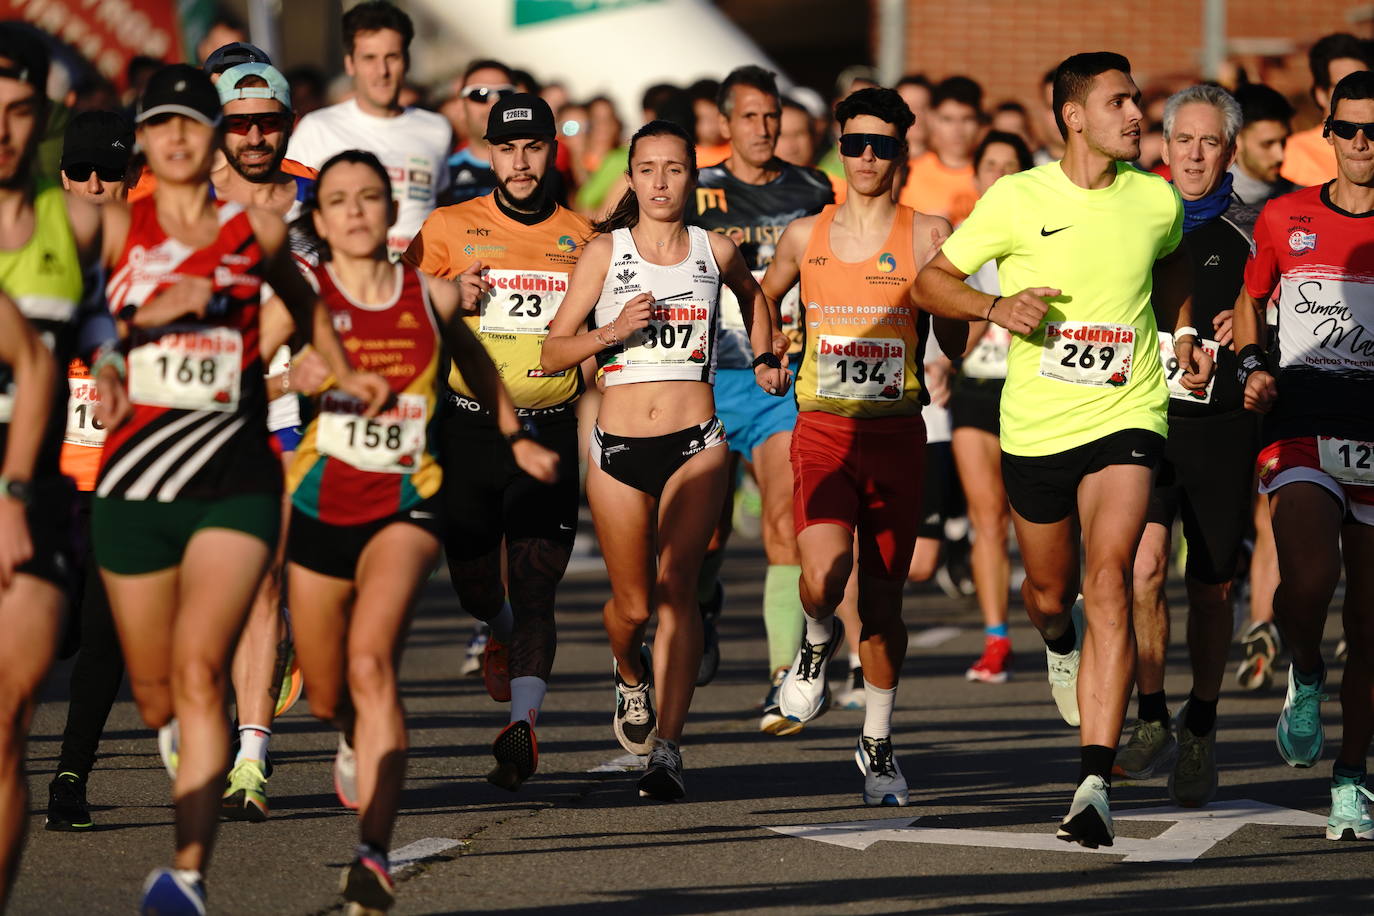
left=236, top=725, right=271, bottom=764
left=848, top=651, right=862, bottom=670
left=510, top=676, right=548, bottom=725
left=862, top=681, right=897, bottom=739
left=488, top=601, right=515, bottom=643
left=804, top=614, right=835, bottom=645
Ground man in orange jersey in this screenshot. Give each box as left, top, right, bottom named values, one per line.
left=405, top=94, right=590, bottom=792
left=898, top=76, right=981, bottom=223
left=760, top=87, right=1022, bottom=807
left=1281, top=33, right=1372, bottom=187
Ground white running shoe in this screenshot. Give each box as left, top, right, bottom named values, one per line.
left=1045, top=597, right=1083, bottom=727
left=776, top=618, right=845, bottom=733
left=1056, top=774, right=1113, bottom=848
left=759, top=667, right=789, bottom=734
left=157, top=719, right=180, bottom=780
left=334, top=733, right=359, bottom=810
left=855, top=735, right=909, bottom=807
left=613, top=645, right=657, bottom=755
left=835, top=666, right=867, bottom=710
left=460, top=623, right=489, bottom=677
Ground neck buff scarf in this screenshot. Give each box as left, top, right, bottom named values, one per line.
left=1181, top=170, right=1234, bottom=233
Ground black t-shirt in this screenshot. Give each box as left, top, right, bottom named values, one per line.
left=1165, top=204, right=1251, bottom=419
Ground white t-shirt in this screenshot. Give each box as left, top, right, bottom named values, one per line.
left=287, top=99, right=453, bottom=257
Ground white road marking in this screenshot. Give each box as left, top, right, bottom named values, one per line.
left=388, top=837, right=465, bottom=874
left=589, top=752, right=643, bottom=772
left=768, top=800, right=1325, bottom=864
left=910, top=626, right=962, bottom=648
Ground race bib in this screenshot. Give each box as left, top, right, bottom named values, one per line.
left=1158, top=332, right=1218, bottom=404
left=65, top=376, right=105, bottom=448
left=963, top=324, right=1012, bottom=380
left=316, top=391, right=426, bottom=474
left=623, top=296, right=711, bottom=369
left=1039, top=322, right=1135, bottom=388
left=478, top=269, right=568, bottom=335
left=1318, top=436, right=1374, bottom=486
left=128, top=326, right=242, bottom=412
left=815, top=335, right=905, bottom=401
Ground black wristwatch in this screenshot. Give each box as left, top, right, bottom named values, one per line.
left=504, top=420, right=538, bottom=446
left=0, top=476, right=32, bottom=506
left=751, top=352, right=782, bottom=371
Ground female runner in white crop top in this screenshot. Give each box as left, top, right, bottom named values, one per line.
left=542, top=120, right=790, bottom=800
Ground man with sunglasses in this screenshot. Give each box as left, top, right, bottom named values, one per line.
left=287, top=0, right=451, bottom=257
left=1234, top=70, right=1374, bottom=842
left=213, top=63, right=311, bottom=221
left=446, top=59, right=516, bottom=206
left=686, top=64, right=833, bottom=727
left=916, top=52, right=1209, bottom=848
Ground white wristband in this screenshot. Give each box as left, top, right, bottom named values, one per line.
left=1173, top=325, right=1199, bottom=342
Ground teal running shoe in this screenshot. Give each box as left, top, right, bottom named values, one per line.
left=1327, top=774, right=1374, bottom=840
left=1276, top=665, right=1325, bottom=768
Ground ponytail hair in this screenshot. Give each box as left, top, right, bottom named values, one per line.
left=591, top=119, right=697, bottom=235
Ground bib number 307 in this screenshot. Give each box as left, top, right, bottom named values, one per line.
left=1039, top=322, right=1135, bottom=388
left=1318, top=436, right=1374, bottom=486
left=316, top=391, right=426, bottom=474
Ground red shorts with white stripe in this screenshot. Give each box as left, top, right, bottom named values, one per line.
left=1256, top=436, right=1374, bottom=526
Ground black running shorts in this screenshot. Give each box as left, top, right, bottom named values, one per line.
left=1001, top=428, right=1165, bottom=525
left=288, top=496, right=443, bottom=581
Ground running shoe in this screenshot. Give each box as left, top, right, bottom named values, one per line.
left=1336, top=637, right=1349, bottom=663
left=613, top=645, right=657, bottom=756
left=157, top=719, right=180, bottom=779
left=483, top=637, right=511, bottom=703
left=1276, top=664, right=1325, bottom=768
left=221, top=758, right=269, bottom=822
left=45, top=772, right=92, bottom=832
left=1113, top=718, right=1177, bottom=780
left=140, top=867, right=206, bottom=916
left=1170, top=708, right=1218, bottom=808
left=758, top=667, right=789, bottom=734
left=855, top=735, right=909, bottom=807
left=487, top=719, right=538, bottom=792
left=836, top=665, right=867, bottom=709
left=460, top=623, right=489, bottom=677
left=1045, top=598, right=1084, bottom=727
left=776, top=618, right=845, bottom=734
left=1235, top=620, right=1281, bottom=692
left=1056, top=775, right=1113, bottom=848
left=275, top=640, right=304, bottom=718
left=638, top=738, right=685, bottom=801
left=966, top=635, right=1013, bottom=684
left=340, top=847, right=395, bottom=914
left=1327, top=774, right=1374, bottom=841
left=696, top=580, right=723, bottom=687
left=334, top=733, right=360, bottom=810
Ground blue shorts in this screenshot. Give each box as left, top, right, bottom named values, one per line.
left=714, top=364, right=798, bottom=458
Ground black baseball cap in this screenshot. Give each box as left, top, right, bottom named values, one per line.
left=0, top=22, right=49, bottom=93
left=136, top=64, right=221, bottom=126
left=61, top=110, right=133, bottom=171
left=203, top=41, right=271, bottom=75
left=485, top=93, right=556, bottom=143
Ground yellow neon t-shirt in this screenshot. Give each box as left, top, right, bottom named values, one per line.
left=941, top=161, right=1182, bottom=456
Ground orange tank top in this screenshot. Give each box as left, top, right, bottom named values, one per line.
left=796, top=204, right=927, bottom=418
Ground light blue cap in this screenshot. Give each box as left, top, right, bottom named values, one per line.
left=217, top=62, right=291, bottom=110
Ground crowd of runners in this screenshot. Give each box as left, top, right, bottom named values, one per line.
left=0, top=3, right=1371, bottom=913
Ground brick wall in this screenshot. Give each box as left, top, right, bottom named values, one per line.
left=893, top=0, right=1373, bottom=129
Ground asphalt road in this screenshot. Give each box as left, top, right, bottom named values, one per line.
left=11, top=529, right=1372, bottom=915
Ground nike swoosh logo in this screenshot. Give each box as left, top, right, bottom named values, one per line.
left=1040, top=226, right=1071, bottom=236
left=410, top=511, right=437, bottom=520
left=1131, top=450, right=1146, bottom=458
left=559, top=524, right=574, bottom=531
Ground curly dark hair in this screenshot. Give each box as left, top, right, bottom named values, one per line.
left=834, top=87, right=915, bottom=135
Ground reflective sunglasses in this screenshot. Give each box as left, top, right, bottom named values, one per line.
left=838, top=132, right=902, bottom=160
left=224, top=112, right=291, bottom=135
left=1326, top=119, right=1374, bottom=141
left=461, top=84, right=516, bottom=104
left=64, top=162, right=125, bottom=182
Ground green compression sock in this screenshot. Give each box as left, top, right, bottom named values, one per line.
left=764, top=564, right=805, bottom=673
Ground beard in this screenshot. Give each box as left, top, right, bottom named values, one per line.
left=497, top=171, right=548, bottom=210
left=226, top=142, right=287, bottom=182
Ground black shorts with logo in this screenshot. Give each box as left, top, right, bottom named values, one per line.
left=1001, top=428, right=1165, bottom=525
left=288, top=496, right=443, bottom=581
left=1147, top=410, right=1259, bottom=584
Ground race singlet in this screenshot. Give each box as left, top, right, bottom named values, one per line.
left=622, top=294, right=712, bottom=370
left=1039, top=322, right=1136, bottom=388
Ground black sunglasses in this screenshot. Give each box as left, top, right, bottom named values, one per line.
left=461, top=85, right=516, bottom=104
left=64, top=162, right=125, bottom=182
left=1326, top=118, right=1374, bottom=141
left=838, top=132, right=902, bottom=160
left=224, top=112, right=291, bottom=135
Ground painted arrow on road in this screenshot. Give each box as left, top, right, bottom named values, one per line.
left=767, top=799, right=1325, bottom=863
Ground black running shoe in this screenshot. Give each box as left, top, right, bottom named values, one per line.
left=638, top=739, right=685, bottom=801
left=487, top=719, right=539, bottom=792
left=45, top=772, right=92, bottom=832
left=696, top=580, right=723, bottom=686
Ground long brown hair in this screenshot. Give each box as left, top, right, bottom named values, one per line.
left=591, top=119, right=698, bottom=234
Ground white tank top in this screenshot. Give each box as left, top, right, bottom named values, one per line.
left=593, top=226, right=721, bottom=386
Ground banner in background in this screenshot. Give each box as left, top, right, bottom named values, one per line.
left=2, top=0, right=189, bottom=86
left=514, top=0, right=662, bottom=28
